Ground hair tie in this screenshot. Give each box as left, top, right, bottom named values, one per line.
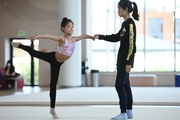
left=129, top=1, right=134, bottom=11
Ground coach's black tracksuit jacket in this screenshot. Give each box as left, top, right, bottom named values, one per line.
left=99, top=18, right=136, bottom=68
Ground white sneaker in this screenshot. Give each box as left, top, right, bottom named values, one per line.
left=11, top=42, right=21, bottom=48
left=126, top=110, right=133, bottom=119
left=111, top=113, right=128, bottom=120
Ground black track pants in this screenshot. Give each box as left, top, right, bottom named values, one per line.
left=115, top=65, right=133, bottom=113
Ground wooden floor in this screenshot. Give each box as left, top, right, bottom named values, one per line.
left=1, top=86, right=180, bottom=106
left=1, top=105, right=180, bottom=120
left=0, top=86, right=180, bottom=120
left=0, top=86, right=50, bottom=96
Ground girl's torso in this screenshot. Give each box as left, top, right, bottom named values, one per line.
left=55, top=37, right=75, bottom=62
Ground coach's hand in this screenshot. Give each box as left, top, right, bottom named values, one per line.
left=126, top=65, right=131, bottom=73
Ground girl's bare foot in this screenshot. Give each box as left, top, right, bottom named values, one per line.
left=11, top=42, right=21, bottom=48
left=50, top=108, right=59, bottom=119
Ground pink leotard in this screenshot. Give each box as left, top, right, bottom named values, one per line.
left=57, top=37, right=75, bottom=56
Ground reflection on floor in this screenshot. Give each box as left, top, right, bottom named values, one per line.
left=0, top=105, right=180, bottom=120
left=0, top=86, right=50, bottom=96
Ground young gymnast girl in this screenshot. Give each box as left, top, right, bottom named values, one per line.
left=11, top=17, right=94, bottom=119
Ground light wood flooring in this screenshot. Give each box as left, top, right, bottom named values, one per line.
left=0, top=86, right=50, bottom=96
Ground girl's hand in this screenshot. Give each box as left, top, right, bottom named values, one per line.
left=94, top=34, right=100, bottom=39
left=90, top=36, right=95, bottom=41
left=27, top=36, right=38, bottom=41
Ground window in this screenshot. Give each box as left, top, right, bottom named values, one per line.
left=145, top=0, right=175, bottom=72
left=92, top=0, right=119, bottom=72
left=175, top=18, right=180, bottom=39
left=148, top=18, right=163, bottom=39
left=175, top=0, right=180, bottom=71
left=11, top=39, right=39, bottom=86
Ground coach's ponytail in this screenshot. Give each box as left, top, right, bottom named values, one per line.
left=131, top=2, right=139, bottom=21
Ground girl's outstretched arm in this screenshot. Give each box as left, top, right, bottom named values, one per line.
left=27, top=34, right=64, bottom=42
left=73, top=34, right=95, bottom=42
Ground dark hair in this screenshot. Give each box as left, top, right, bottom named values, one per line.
left=6, top=60, right=12, bottom=65
left=61, top=17, right=74, bottom=32
left=118, top=0, right=139, bottom=21
left=5, top=60, right=13, bottom=71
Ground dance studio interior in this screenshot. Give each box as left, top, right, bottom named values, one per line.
left=0, top=0, right=180, bottom=120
